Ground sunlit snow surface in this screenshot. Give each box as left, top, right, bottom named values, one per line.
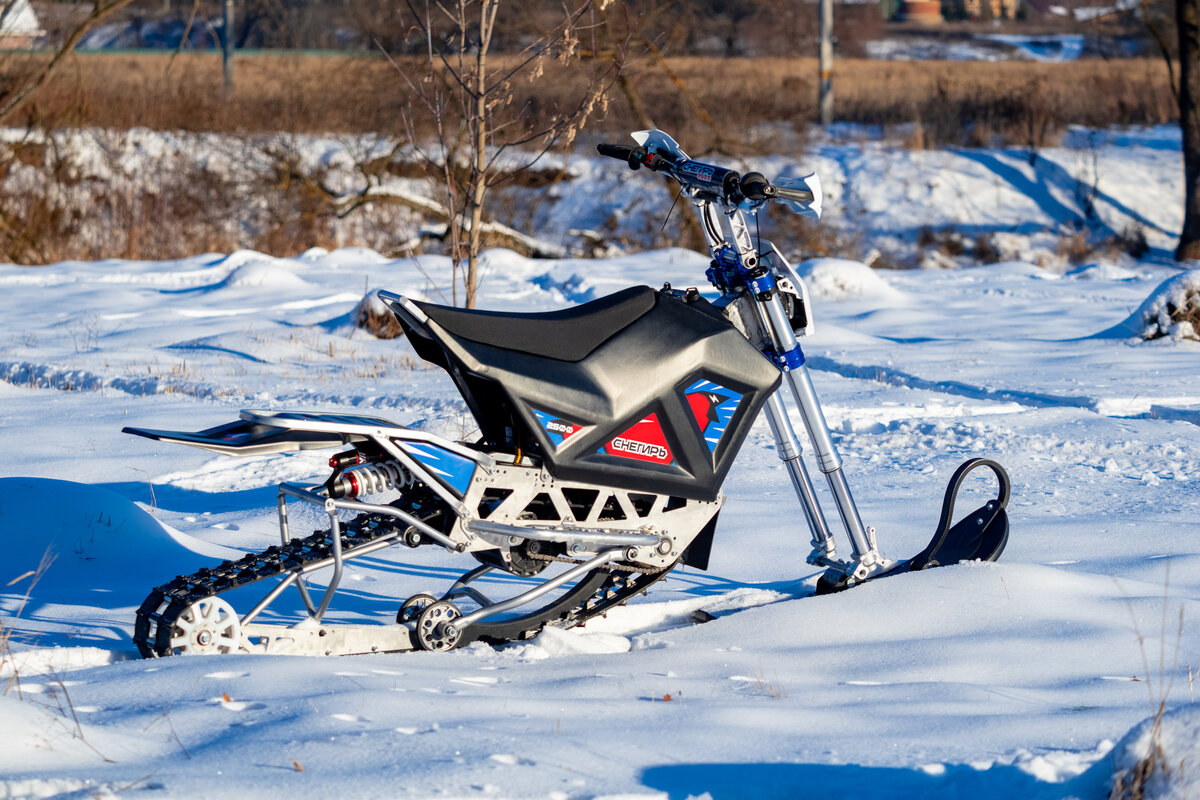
left=2, top=241, right=1200, bottom=798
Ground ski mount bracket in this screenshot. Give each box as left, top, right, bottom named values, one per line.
left=815, top=457, right=1011, bottom=595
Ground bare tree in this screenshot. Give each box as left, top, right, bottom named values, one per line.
left=0, top=0, right=138, bottom=124
left=396, top=0, right=614, bottom=308
left=1176, top=0, right=1200, bottom=259
left=1, top=0, right=138, bottom=261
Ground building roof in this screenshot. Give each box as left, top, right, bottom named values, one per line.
left=1, top=0, right=45, bottom=37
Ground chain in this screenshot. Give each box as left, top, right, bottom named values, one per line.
left=528, top=552, right=653, bottom=573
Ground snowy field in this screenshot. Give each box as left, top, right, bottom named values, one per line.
left=3, top=133, right=1200, bottom=798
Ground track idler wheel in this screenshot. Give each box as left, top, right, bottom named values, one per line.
left=415, top=600, right=463, bottom=651
left=396, top=592, right=437, bottom=624
left=168, top=596, right=242, bottom=655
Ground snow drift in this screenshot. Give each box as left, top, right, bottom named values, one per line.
left=1099, top=269, right=1200, bottom=341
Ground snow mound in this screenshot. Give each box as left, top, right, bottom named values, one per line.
left=353, top=289, right=403, bottom=338
left=0, top=478, right=237, bottom=606
left=533, top=626, right=631, bottom=656
left=205, top=250, right=307, bottom=290
left=1108, top=705, right=1200, bottom=800
left=0, top=695, right=110, bottom=774
left=1067, top=262, right=1139, bottom=281
left=313, top=246, right=392, bottom=267
left=795, top=258, right=904, bottom=302
left=1100, top=270, right=1200, bottom=341
left=0, top=646, right=122, bottom=678
left=218, top=261, right=308, bottom=290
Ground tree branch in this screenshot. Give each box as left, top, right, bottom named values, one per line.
left=0, top=0, right=138, bottom=125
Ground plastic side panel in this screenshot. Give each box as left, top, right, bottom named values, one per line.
left=532, top=409, right=589, bottom=449
left=428, top=295, right=780, bottom=500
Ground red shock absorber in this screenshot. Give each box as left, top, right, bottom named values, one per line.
left=329, top=450, right=366, bottom=470
left=326, top=460, right=409, bottom=499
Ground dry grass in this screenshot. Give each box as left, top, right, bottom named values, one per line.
left=640, top=57, right=1174, bottom=151
left=355, top=293, right=405, bottom=339
left=0, top=53, right=1177, bottom=149
left=1143, top=286, right=1200, bottom=341
left=0, top=52, right=1179, bottom=265
left=1056, top=224, right=1152, bottom=265
left=1108, top=569, right=1189, bottom=800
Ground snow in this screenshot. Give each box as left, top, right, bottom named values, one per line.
left=981, top=34, right=1086, bottom=63
left=795, top=257, right=906, bottom=302
left=865, top=34, right=1087, bottom=62
left=1109, top=706, right=1200, bottom=799
left=1103, top=269, right=1200, bottom=341
left=3, top=133, right=1200, bottom=797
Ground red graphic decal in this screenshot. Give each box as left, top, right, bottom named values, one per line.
left=605, top=414, right=673, bottom=464
left=686, top=391, right=725, bottom=433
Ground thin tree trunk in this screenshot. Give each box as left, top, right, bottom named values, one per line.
left=465, top=0, right=496, bottom=309
left=1176, top=0, right=1200, bottom=259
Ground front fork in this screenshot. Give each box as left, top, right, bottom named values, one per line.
left=752, top=300, right=888, bottom=582
left=700, top=203, right=890, bottom=583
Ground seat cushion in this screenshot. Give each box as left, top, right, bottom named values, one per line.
left=415, top=286, right=657, bottom=362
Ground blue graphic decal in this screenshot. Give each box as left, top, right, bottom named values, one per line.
left=532, top=409, right=586, bottom=449
left=685, top=379, right=742, bottom=454
left=398, top=442, right=476, bottom=496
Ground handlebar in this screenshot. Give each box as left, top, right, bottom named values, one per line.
left=596, top=143, right=814, bottom=209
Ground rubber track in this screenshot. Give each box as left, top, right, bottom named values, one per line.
left=134, top=501, right=672, bottom=658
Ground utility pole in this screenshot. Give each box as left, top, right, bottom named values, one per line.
left=222, top=0, right=234, bottom=99
left=818, top=0, right=833, bottom=126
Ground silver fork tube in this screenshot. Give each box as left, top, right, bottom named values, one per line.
left=761, top=392, right=836, bottom=559
left=752, top=295, right=874, bottom=561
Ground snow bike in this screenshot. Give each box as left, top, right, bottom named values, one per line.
left=123, top=130, right=1010, bottom=658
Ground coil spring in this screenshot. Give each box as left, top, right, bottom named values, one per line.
left=328, top=460, right=411, bottom=499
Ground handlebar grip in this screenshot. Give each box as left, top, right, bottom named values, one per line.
left=597, top=143, right=650, bottom=171
left=597, top=143, right=637, bottom=160
left=766, top=184, right=815, bottom=204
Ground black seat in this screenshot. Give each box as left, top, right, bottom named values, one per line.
left=415, top=286, right=657, bottom=362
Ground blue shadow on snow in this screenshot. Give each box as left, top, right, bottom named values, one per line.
left=641, top=760, right=1109, bottom=800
